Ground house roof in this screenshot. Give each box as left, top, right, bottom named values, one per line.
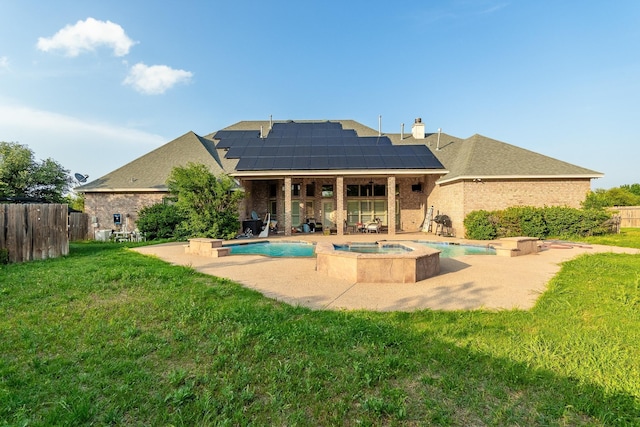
left=212, top=121, right=444, bottom=172
left=76, top=131, right=227, bottom=192
left=77, top=119, right=603, bottom=192
left=421, top=133, right=602, bottom=184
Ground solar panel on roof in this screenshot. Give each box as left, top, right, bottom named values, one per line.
left=272, top=157, right=293, bottom=169
left=291, top=156, right=310, bottom=169
left=225, top=146, right=245, bottom=158
left=364, top=156, right=386, bottom=168
left=242, top=146, right=262, bottom=157
left=293, top=145, right=311, bottom=157
left=377, top=145, right=398, bottom=156
left=310, top=156, right=328, bottom=169
left=399, top=154, right=426, bottom=168
left=310, top=145, right=328, bottom=156
left=236, top=158, right=257, bottom=170
left=347, top=156, right=367, bottom=168
left=344, top=145, right=362, bottom=156
left=381, top=155, right=404, bottom=168
left=328, top=156, right=348, bottom=169
left=253, top=157, right=275, bottom=170
left=213, top=121, right=445, bottom=171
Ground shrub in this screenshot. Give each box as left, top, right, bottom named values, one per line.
left=463, top=210, right=497, bottom=240
left=464, top=206, right=613, bottom=240
left=495, top=207, right=522, bottom=237
left=517, top=207, right=547, bottom=238
left=543, top=206, right=582, bottom=237
left=136, top=203, right=186, bottom=240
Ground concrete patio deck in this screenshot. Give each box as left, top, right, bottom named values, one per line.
left=132, top=232, right=639, bottom=312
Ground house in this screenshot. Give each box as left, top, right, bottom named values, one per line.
left=77, top=118, right=602, bottom=237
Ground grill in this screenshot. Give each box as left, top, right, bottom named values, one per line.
left=433, top=214, right=453, bottom=236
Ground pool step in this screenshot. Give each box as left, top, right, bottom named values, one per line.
left=494, top=237, right=540, bottom=257
left=185, top=238, right=231, bottom=257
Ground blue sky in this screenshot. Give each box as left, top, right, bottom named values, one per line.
left=1, top=1, right=638, bottom=189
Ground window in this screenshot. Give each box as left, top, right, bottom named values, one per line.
left=269, top=184, right=277, bottom=197
left=306, top=183, right=315, bottom=197
left=321, top=184, right=334, bottom=197
left=374, top=184, right=386, bottom=197
left=292, top=184, right=301, bottom=197
left=411, top=183, right=422, bottom=192
left=291, top=200, right=301, bottom=226
left=346, top=185, right=359, bottom=197
left=346, top=200, right=388, bottom=226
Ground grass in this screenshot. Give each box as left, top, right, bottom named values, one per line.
left=579, top=227, right=640, bottom=249
left=1, top=232, right=639, bottom=425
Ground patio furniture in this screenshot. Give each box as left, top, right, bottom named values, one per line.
left=364, top=218, right=381, bottom=233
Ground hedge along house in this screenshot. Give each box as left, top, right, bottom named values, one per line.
left=77, top=118, right=602, bottom=238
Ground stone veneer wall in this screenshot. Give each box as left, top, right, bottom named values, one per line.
left=428, top=178, right=592, bottom=236
left=84, top=192, right=167, bottom=236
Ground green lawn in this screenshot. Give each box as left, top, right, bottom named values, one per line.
left=1, top=231, right=639, bottom=425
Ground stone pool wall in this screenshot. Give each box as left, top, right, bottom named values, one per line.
left=315, top=241, right=440, bottom=283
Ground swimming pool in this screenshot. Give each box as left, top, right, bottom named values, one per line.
left=413, top=241, right=496, bottom=257
left=227, top=241, right=315, bottom=257
left=333, top=243, right=412, bottom=254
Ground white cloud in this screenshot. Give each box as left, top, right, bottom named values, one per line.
left=0, top=102, right=165, bottom=180
left=37, top=17, right=137, bottom=57
left=123, top=63, right=193, bottom=95
left=0, top=56, right=8, bottom=70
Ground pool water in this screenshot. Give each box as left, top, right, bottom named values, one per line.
left=333, top=243, right=411, bottom=254
left=228, top=241, right=315, bottom=257
left=414, top=241, right=496, bottom=257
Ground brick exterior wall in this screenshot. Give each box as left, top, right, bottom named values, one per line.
left=84, top=192, right=166, bottom=237
left=84, top=177, right=592, bottom=239
left=428, top=178, right=591, bottom=237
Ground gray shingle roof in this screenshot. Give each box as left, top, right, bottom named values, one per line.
left=76, top=131, right=227, bottom=192
left=78, top=120, right=602, bottom=192
left=387, top=130, right=601, bottom=183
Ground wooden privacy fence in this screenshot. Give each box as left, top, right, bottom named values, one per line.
left=0, top=204, right=69, bottom=263
left=69, top=212, right=90, bottom=241
left=610, top=206, right=640, bottom=228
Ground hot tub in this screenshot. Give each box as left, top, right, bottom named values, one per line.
left=315, top=241, right=440, bottom=283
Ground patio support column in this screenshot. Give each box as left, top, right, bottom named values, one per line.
left=237, top=178, right=248, bottom=223
left=284, top=176, right=292, bottom=236
left=336, top=176, right=344, bottom=236
left=387, top=175, right=396, bottom=235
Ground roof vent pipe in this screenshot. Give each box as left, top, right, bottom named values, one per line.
left=401, top=123, right=404, bottom=139
left=260, top=125, right=264, bottom=139
left=378, top=115, right=382, bottom=136
left=436, top=128, right=442, bottom=151
left=269, top=114, right=273, bottom=130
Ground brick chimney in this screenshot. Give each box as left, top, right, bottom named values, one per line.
left=411, top=117, right=425, bottom=139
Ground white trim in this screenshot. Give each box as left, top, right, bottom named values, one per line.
left=231, top=169, right=448, bottom=178
left=436, top=174, right=604, bottom=185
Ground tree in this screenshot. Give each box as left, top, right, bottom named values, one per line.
left=167, top=163, right=244, bottom=239
left=0, top=141, right=73, bottom=203
left=620, top=183, right=640, bottom=197
left=582, top=186, right=640, bottom=209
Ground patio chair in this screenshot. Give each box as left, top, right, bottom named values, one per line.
left=364, top=218, right=381, bottom=233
